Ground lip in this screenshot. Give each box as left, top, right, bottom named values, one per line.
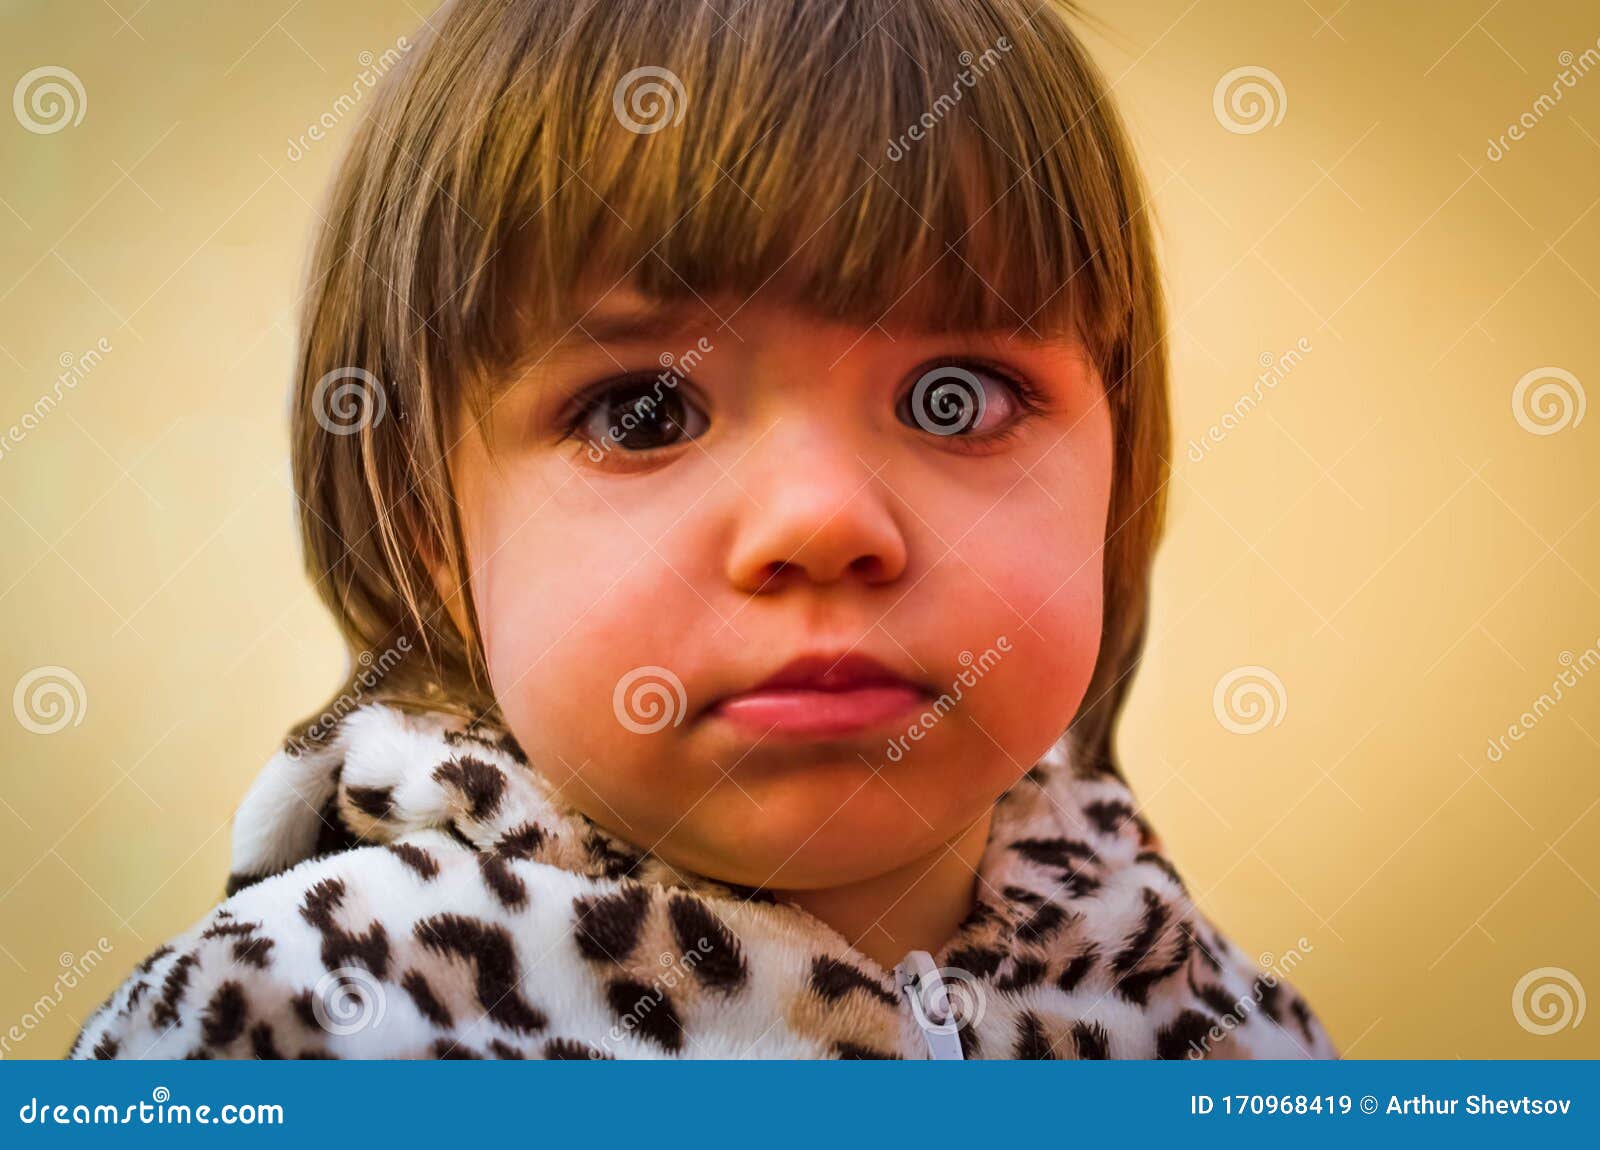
left=706, top=652, right=930, bottom=739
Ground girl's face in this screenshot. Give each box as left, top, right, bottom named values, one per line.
left=445, top=281, right=1113, bottom=890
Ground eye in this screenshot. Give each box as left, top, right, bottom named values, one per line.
left=571, top=376, right=709, bottom=454
left=895, top=361, right=1032, bottom=439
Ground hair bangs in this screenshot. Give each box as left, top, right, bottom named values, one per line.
left=409, top=0, right=1130, bottom=392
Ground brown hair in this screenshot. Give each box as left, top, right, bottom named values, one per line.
left=291, top=0, right=1170, bottom=776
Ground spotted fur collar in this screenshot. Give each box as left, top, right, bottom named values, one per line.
left=71, top=701, right=1338, bottom=1060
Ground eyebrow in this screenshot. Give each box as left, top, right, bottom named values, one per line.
left=566, top=303, right=716, bottom=348
left=500, top=303, right=719, bottom=378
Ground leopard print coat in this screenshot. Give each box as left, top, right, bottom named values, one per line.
left=69, top=702, right=1340, bottom=1060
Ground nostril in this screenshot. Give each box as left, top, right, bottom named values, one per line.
left=758, top=559, right=797, bottom=588
left=848, top=554, right=885, bottom=581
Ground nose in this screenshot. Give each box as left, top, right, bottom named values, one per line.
left=725, top=433, right=908, bottom=593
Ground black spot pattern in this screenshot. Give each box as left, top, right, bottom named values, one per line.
left=1083, top=798, right=1136, bottom=836
left=401, top=969, right=452, bottom=1028
left=1136, top=850, right=1186, bottom=890
left=431, top=756, right=506, bottom=820
left=1194, top=979, right=1239, bottom=1018
left=298, top=877, right=390, bottom=978
left=572, top=884, right=650, bottom=964
left=836, top=1041, right=899, bottom=1059
left=150, top=951, right=198, bottom=1030
left=945, top=945, right=1004, bottom=979
left=1013, top=1011, right=1055, bottom=1059
left=200, top=982, right=247, bottom=1047
left=1056, top=946, right=1098, bottom=994
left=543, top=1037, right=613, bottom=1060
left=135, top=944, right=173, bottom=974
left=233, top=936, right=274, bottom=969
left=413, top=913, right=546, bottom=1034
left=346, top=785, right=395, bottom=819
left=606, top=977, right=683, bottom=1053
left=387, top=842, right=440, bottom=880
left=290, top=990, right=317, bottom=1030
left=583, top=830, right=647, bottom=881
left=808, top=955, right=898, bottom=1007
left=996, top=956, right=1047, bottom=991
left=1290, top=996, right=1315, bottom=1040
left=1016, top=900, right=1072, bottom=944
left=1111, top=888, right=1189, bottom=1006
left=1156, top=1009, right=1216, bottom=1060
left=667, top=893, right=748, bottom=992
left=1011, top=836, right=1099, bottom=869
left=1073, top=1019, right=1111, bottom=1059
left=496, top=823, right=546, bottom=859
left=1254, top=975, right=1285, bottom=1023
left=444, top=725, right=528, bottom=766
left=477, top=853, right=528, bottom=910
left=250, top=1022, right=283, bottom=1060
left=224, top=871, right=267, bottom=897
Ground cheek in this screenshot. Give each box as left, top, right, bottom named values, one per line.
left=896, top=435, right=1111, bottom=757
left=927, top=510, right=1105, bottom=770
left=459, top=458, right=713, bottom=808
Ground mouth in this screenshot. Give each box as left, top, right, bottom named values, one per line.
left=705, top=651, right=931, bottom=740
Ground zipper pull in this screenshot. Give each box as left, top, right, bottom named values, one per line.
left=894, top=949, right=966, bottom=1060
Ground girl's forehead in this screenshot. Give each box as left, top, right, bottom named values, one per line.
left=561, top=274, right=1075, bottom=351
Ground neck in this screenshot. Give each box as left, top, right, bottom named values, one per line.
left=781, top=808, right=994, bottom=974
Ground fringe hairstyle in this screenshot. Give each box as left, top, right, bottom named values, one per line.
left=291, top=0, right=1170, bottom=777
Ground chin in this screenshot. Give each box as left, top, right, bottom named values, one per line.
left=667, top=771, right=984, bottom=891
left=693, top=836, right=930, bottom=892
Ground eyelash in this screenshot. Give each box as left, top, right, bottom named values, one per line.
left=903, top=357, right=1048, bottom=453
left=559, top=357, right=1047, bottom=459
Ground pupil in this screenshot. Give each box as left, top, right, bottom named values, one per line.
left=611, top=385, right=685, bottom=450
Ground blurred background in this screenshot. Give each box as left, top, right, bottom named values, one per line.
left=1, top=0, right=1596, bottom=1058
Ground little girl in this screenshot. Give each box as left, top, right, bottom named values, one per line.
left=72, top=0, right=1338, bottom=1059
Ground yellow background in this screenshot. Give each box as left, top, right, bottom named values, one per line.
left=1, top=0, right=1596, bottom=1058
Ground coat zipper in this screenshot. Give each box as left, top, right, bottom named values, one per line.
left=893, top=949, right=965, bottom=1060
